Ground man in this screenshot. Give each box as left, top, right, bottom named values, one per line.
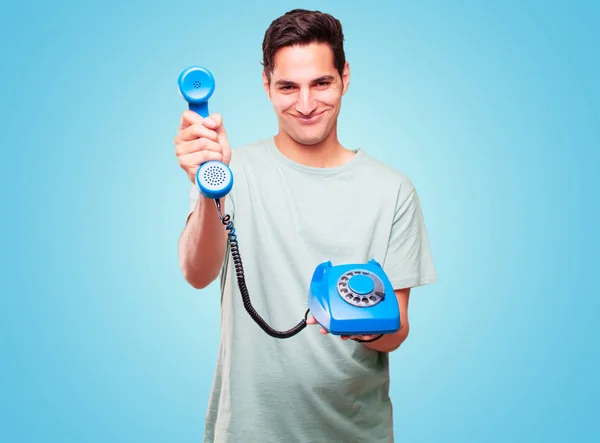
left=174, top=9, right=436, bottom=443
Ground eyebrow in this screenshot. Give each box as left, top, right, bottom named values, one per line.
left=274, top=75, right=336, bottom=87
left=312, top=75, right=335, bottom=83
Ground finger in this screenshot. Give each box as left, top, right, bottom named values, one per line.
left=178, top=123, right=219, bottom=143
left=204, top=113, right=232, bottom=165
left=179, top=110, right=204, bottom=131
left=178, top=150, right=225, bottom=173
left=176, top=138, right=223, bottom=156
left=202, top=113, right=221, bottom=130
left=306, top=316, right=329, bottom=335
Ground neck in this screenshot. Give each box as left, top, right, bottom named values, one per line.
left=273, top=126, right=354, bottom=168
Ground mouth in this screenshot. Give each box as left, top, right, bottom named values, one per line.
left=293, top=111, right=325, bottom=125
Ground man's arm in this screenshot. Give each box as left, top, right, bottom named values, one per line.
left=359, top=288, right=411, bottom=353
left=178, top=195, right=228, bottom=289
left=356, top=184, right=436, bottom=352
left=174, top=110, right=232, bottom=290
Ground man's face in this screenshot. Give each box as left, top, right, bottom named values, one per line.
left=263, top=42, right=350, bottom=146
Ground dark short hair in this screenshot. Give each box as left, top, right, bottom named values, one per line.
left=261, top=9, right=346, bottom=82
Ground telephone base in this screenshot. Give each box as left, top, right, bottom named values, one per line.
left=307, top=259, right=400, bottom=336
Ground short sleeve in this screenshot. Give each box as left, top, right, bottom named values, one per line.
left=187, top=184, right=199, bottom=219
left=383, top=187, right=437, bottom=290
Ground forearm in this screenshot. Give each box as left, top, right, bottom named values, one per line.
left=362, top=312, right=410, bottom=353
left=178, top=196, right=227, bottom=289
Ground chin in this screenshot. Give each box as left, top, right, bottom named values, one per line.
left=292, top=135, right=326, bottom=146
left=285, top=127, right=329, bottom=146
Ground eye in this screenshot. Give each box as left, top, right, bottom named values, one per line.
left=316, top=81, right=331, bottom=88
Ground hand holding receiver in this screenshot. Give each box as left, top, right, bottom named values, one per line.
left=175, top=66, right=311, bottom=338
left=175, top=66, right=233, bottom=199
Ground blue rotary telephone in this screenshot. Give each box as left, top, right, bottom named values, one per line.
left=177, top=66, right=400, bottom=342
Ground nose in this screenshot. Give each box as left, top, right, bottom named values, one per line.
left=295, top=88, right=317, bottom=116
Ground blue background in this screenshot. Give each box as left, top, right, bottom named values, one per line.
left=1, top=0, right=598, bottom=442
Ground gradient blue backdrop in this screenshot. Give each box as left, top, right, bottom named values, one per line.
left=1, top=1, right=598, bottom=442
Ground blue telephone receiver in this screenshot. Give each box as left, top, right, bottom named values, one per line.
left=177, top=66, right=400, bottom=342
left=177, top=66, right=233, bottom=200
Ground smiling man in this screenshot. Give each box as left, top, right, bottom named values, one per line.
left=174, top=8, right=437, bottom=443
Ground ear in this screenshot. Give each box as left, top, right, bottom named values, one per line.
left=262, top=70, right=271, bottom=98
left=341, top=62, right=350, bottom=96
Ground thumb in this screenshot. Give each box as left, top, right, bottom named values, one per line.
left=306, top=316, right=329, bottom=335
left=306, top=316, right=318, bottom=325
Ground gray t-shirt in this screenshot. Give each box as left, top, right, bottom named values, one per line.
left=187, top=137, right=437, bottom=443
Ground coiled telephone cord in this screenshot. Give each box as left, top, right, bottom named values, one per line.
left=215, top=199, right=382, bottom=343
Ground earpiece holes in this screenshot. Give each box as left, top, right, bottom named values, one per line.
left=203, top=165, right=228, bottom=186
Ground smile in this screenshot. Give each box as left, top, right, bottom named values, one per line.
left=293, top=111, right=324, bottom=125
